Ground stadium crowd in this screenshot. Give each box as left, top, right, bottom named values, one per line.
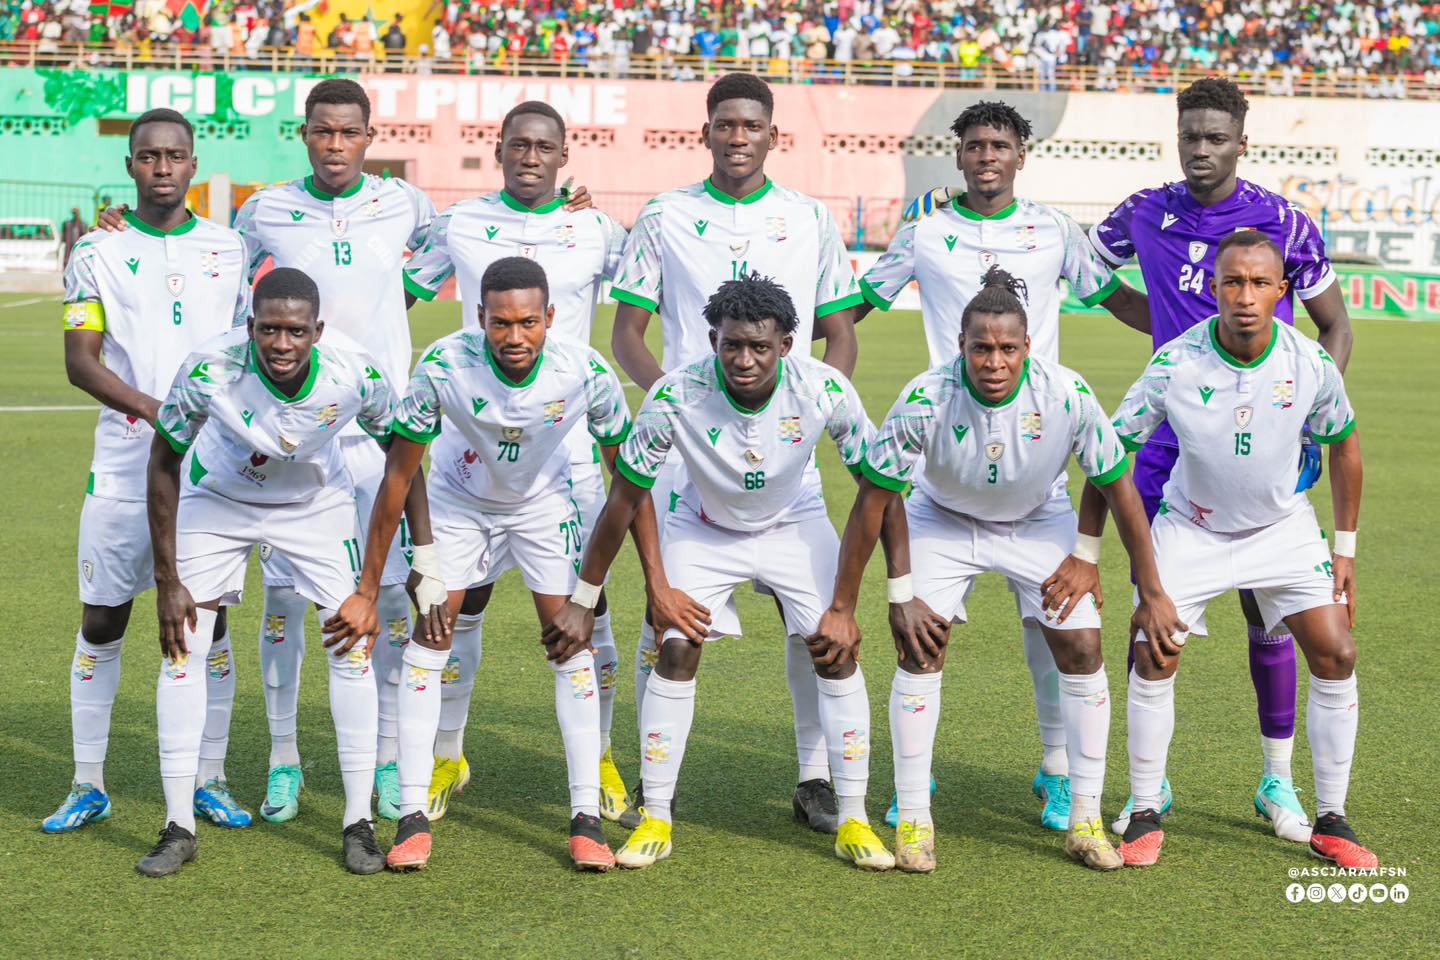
left=1, top=0, right=1434, bottom=96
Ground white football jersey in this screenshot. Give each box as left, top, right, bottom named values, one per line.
left=393, top=333, right=631, bottom=513
left=865, top=355, right=1128, bottom=521
left=63, top=212, right=249, bottom=501
left=618, top=354, right=873, bottom=532
left=1110, top=318, right=1355, bottom=533
left=402, top=190, right=626, bottom=466
left=861, top=196, right=1118, bottom=366
left=233, top=173, right=436, bottom=389
left=610, top=178, right=862, bottom=371
left=156, top=328, right=395, bottom=506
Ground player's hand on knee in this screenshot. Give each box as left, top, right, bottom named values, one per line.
left=1332, top=556, right=1356, bottom=629
left=1133, top=593, right=1188, bottom=669
left=156, top=582, right=197, bottom=661
left=323, top=594, right=378, bottom=655
left=542, top=602, right=596, bottom=662
left=807, top=609, right=861, bottom=669
left=97, top=203, right=129, bottom=232
left=1041, top=556, right=1102, bottom=623
left=888, top=597, right=948, bottom=670
left=560, top=179, right=593, bottom=212
left=408, top=545, right=449, bottom=637
left=647, top=586, right=710, bottom=646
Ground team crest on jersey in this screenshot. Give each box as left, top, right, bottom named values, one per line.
left=315, top=403, right=340, bottom=429
left=843, top=728, right=869, bottom=761
left=123, top=414, right=143, bottom=439
left=645, top=731, right=672, bottom=764
left=543, top=400, right=566, bottom=425
left=985, top=441, right=1005, bottom=461
left=729, top=240, right=750, bottom=258
left=81, top=560, right=93, bottom=582
left=199, top=250, right=221, bottom=278
left=166, top=273, right=185, bottom=297
left=744, top=449, right=765, bottom=467
left=555, top=223, right=576, bottom=248
left=1014, top=224, right=1038, bottom=251
left=979, top=249, right=997, bottom=270
left=1272, top=379, right=1295, bottom=409
left=765, top=216, right=787, bottom=242
left=570, top=667, right=596, bottom=700
left=278, top=434, right=299, bottom=453
left=502, top=426, right=524, bottom=442
left=778, top=416, right=802, bottom=444
left=364, top=197, right=382, bottom=218
left=1020, top=412, right=1042, bottom=440
left=263, top=612, right=285, bottom=642
left=331, top=218, right=348, bottom=237
left=1189, top=241, right=1208, bottom=264
left=207, top=648, right=232, bottom=681
left=518, top=244, right=537, bottom=260
left=1234, top=405, right=1254, bottom=429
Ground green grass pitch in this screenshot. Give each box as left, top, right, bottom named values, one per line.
left=0, top=293, right=1433, bottom=958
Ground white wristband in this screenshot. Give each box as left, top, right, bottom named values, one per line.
left=1072, top=533, right=1102, bottom=565
left=887, top=574, right=914, bottom=604
left=571, top=579, right=602, bottom=610
left=1333, top=530, right=1357, bottom=558
left=410, top=542, right=441, bottom=579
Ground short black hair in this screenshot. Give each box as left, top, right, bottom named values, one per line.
left=501, top=100, right=566, bottom=142
left=706, top=72, right=774, bottom=117
left=949, top=100, right=1032, bottom=145
left=961, top=265, right=1029, bottom=331
left=305, top=78, right=372, bottom=127
left=702, top=273, right=798, bottom=335
left=128, top=108, right=194, bottom=153
left=1176, top=77, right=1248, bottom=129
left=481, top=256, right=549, bottom=305
left=253, top=267, right=321, bottom=318
left=1217, top=230, right=1283, bottom=270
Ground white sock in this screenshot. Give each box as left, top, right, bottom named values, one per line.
left=639, top=672, right=696, bottom=824
left=1023, top=621, right=1068, bottom=775
left=197, top=624, right=236, bottom=785
left=260, top=584, right=307, bottom=769
left=787, top=633, right=830, bottom=784
left=592, top=611, right=618, bottom=754
left=1059, top=667, right=1110, bottom=826
left=398, top=643, right=448, bottom=817
left=890, top=668, right=942, bottom=826
left=634, top=620, right=658, bottom=768
left=1261, top=734, right=1294, bottom=780
left=1127, top=670, right=1176, bottom=813
left=157, top=608, right=217, bottom=833
left=321, top=609, right=378, bottom=826
left=437, top=611, right=482, bottom=760
left=373, top=584, right=412, bottom=767
left=553, top=650, right=602, bottom=818
left=816, top=661, right=871, bottom=825
left=71, top=630, right=122, bottom=791
left=1308, top=673, right=1358, bottom=818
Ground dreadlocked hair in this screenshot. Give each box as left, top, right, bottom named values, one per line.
left=961, top=265, right=1029, bottom=331
left=949, top=100, right=1033, bottom=145
left=1176, top=76, right=1248, bottom=128
left=702, top=272, right=798, bottom=335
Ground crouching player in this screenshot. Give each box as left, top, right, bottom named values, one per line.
left=143, top=268, right=431, bottom=876
left=1104, top=232, right=1375, bottom=868
left=815, top=267, right=1184, bottom=873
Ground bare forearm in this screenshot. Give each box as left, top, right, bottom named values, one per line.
left=1101, top=283, right=1151, bottom=335
left=1078, top=478, right=1110, bottom=537
left=147, top=440, right=183, bottom=585
left=1329, top=432, right=1362, bottom=531
left=830, top=481, right=895, bottom=612
left=816, top=311, right=858, bottom=378
left=1100, top=476, right=1162, bottom=596
left=65, top=339, right=160, bottom=423
left=1305, top=285, right=1354, bottom=372
left=627, top=493, right=668, bottom=589
left=402, top=466, right=433, bottom=547
left=360, top=461, right=418, bottom=598
left=611, top=306, right=665, bottom=390
left=579, top=484, right=645, bottom=585
left=876, top=488, right=910, bottom=579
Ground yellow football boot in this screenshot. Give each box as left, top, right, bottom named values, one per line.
left=598, top=748, right=630, bottom=823
left=835, top=818, right=895, bottom=871
left=615, top=811, right=673, bottom=869
left=426, top=755, right=470, bottom=821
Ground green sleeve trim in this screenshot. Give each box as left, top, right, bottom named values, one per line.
left=1088, top=456, right=1128, bottom=487
left=156, top=420, right=191, bottom=454
left=1079, top=272, right=1122, bottom=308
left=591, top=420, right=632, bottom=447
left=403, top=270, right=438, bottom=302
left=844, top=457, right=864, bottom=476
left=360, top=422, right=393, bottom=443
left=615, top=455, right=657, bottom=490
left=393, top=420, right=439, bottom=445
left=858, top=276, right=895, bottom=312
left=861, top=459, right=908, bottom=492
left=1118, top=432, right=1145, bottom=453
left=816, top=291, right=865, bottom=318
left=610, top=288, right=659, bottom=313
left=1313, top=419, right=1356, bottom=445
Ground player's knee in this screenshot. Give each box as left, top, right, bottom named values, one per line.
left=813, top=659, right=857, bottom=681
left=81, top=603, right=131, bottom=645
left=896, top=652, right=943, bottom=674
left=1308, top=635, right=1356, bottom=680
left=1131, top=639, right=1176, bottom=680
left=1050, top=635, right=1103, bottom=675
left=460, top=585, right=491, bottom=616
left=655, top=639, right=700, bottom=682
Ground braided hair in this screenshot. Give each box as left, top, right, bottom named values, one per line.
left=961, top=265, right=1029, bottom=332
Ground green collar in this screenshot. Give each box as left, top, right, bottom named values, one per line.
left=484, top=340, right=544, bottom=388
left=303, top=173, right=365, bottom=202
left=703, top=177, right=773, bottom=206
left=250, top=341, right=319, bottom=404
left=500, top=189, right=567, bottom=215
left=951, top=194, right=1019, bottom=221
left=961, top=357, right=1029, bottom=407
left=716, top=356, right=783, bottom=414
left=1209, top=317, right=1278, bottom=369
left=122, top=209, right=197, bottom=237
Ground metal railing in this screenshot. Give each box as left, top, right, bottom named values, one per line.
left=0, top=41, right=1432, bottom=100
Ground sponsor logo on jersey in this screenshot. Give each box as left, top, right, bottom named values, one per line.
left=441, top=655, right=461, bottom=684
left=462, top=448, right=479, bottom=464
left=1199, top=386, right=1215, bottom=405
left=73, top=650, right=97, bottom=681
left=1189, top=241, right=1208, bottom=264
left=1272, top=379, right=1295, bottom=409
left=943, top=235, right=958, bottom=252
left=645, top=731, right=672, bottom=764
left=263, top=613, right=286, bottom=643
left=289, top=210, right=306, bottom=221
left=165, top=273, right=185, bottom=296
left=364, top=197, right=382, bottom=218
left=199, top=250, right=220, bottom=278
left=250, top=452, right=269, bottom=467
left=1188, top=500, right=1215, bottom=526
left=693, top=219, right=708, bottom=237
left=123, top=414, right=142, bottom=439
left=555, top=223, right=576, bottom=248
left=472, top=397, right=488, bottom=416
left=952, top=424, right=969, bottom=444
left=405, top=665, right=429, bottom=691
left=653, top=384, right=675, bottom=403
left=778, top=416, right=802, bottom=444
left=1020, top=412, right=1042, bottom=440
left=1161, top=212, right=1178, bottom=230
left=544, top=400, right=565, bottom=424
left=502, top=426, right=524, bottom=442
left=765, top=216, right=787, bottom=241
left=518, top=244, right=537, bottom=259
left=125, top=257, right=140, bottom=274
left=901, top=695, right=926, bottom=714
left=81, top=560, right=93, bottom=582
left=905, top=386, right=931, bottom=405
left=331, top=218, right=348, bottom=237
left=985, top=441, right=1005, bottom=461
left=570, top=666, right=596, bottom=699
left=1234, top=405, right=1253, bottom=428
left=823, top=377, right=844, bottom=394
left=315, top=403, right=340, bottom=429
left=484, top=225, right=500, bottom=241
left=1015, top=223, right=1038, bottom=251
left=744, top=449, right=764, bottom=467
left=707, top=427, right=721, bottom=446
left=207, top=648, right=232, bottom=681
left=164, top=654, right=188, bottom=681
left=842, top=728, right=869, bottom=761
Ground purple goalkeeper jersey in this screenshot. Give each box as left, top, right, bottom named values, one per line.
left=1089, top=177, right=1336, bottom=447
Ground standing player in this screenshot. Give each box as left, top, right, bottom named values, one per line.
left=48, top=109, right=252, bottom=833
left=818, top=267, right=1183, bottom=872
left=142, top=268, right=427, bottom=876
left=1105, top=232, right=1374, bottom=869
left=401, top=101, right=633, bottom=822
left=608, top=72, right=864, bottom=831
left=1089, top=78, right=1355, bottom=839
left=328, top=257, right=680, bottom=872
left=550, top=274, right=895, bottom=872
left=855, top=100, right=1150, bottom=831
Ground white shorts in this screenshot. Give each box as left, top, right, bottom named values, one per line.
left=177, top=485, right=361, bottom=611
left=907, top=490, right=1101, bottom=631
left=263, top=437, right=410, bottom=589
left=430, top=483, right=581, bottom=595
left=77, top=495, right=153, bottom=606
left=658, top=504, right=838, bottom=643
left=1143, top=504, right=1342, bottom=638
